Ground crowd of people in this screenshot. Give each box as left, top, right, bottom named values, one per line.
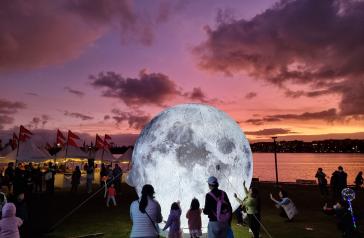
left=0, top=161, right=361, bottom=238
left=315, top=166, right=362, bottom=237
left=315, top=166, right=363, bottom=200
left=0, top=160, right=123, bottom=237
left=129, top=176, right=298, bottom=238
left=0, top=161, right=56, bottom=238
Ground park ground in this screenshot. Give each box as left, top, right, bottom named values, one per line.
left=23, top=182, right=364, bottom=238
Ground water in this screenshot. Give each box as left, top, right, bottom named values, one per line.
left=253, top=153, right=364, bottom=184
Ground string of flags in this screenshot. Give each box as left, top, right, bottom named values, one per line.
left=9, top=126, right=113, bottom=150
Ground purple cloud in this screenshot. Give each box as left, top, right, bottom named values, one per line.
left=195, top=0, right=364, bottom=117
left=111, top=108, right=150, bottom=130
left=64, top=87, right=85, bottom=97
left=64, top=111, right=94, bottom=121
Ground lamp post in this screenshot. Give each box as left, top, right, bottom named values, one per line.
left=272, top=136, right=279, bottom=185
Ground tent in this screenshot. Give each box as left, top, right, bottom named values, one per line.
left=119, top=147, right=133, bottom=162
left=0, top=145, right=14, bottom=164
left=94, top=148, right=116, bottom=162
left=55, top=145, right=88, bottom=161
left=118, top=147, right=133, bottom=171
left=0, top=144, right=13, bottom=157
left=39, top=147, right=52, bottom=157
left=3, top=140, right=51, bottom=163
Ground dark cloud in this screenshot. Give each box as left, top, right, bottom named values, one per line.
left=245, top=92, right=257, bottom=100
left=0, top=98, right=26, bottom=129
left=91, top=70, right=180, bottom=107
left=111, top=108, right=150, bottom=130
left=91, top=70, right=215, bottom=107
left=245, top=108, right=338, bottom=125
left=245, top=128, right=294, bottom=136
left=0, top=115, right=14, bottom=130
left=195, top=0, right=364, bottom=117
left=104, top=115, right=111, bottom=120
left=64, top=111, right=94, bottom=121
left=27, top=115, right=51, bottom=129
left=64, top=87, right=85, bottom=97
left=0, top=0, right=175, bottom=70
left=183, top=87, right=209, bottom=103
left=244, top=119, right=264, bottom=126
left=0, top=99, right=26, bottom=114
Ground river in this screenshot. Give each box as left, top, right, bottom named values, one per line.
left=253, top=153, right=364, bottom=184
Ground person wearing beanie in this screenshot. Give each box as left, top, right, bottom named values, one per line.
left=0, top=203, right=23, bottom=238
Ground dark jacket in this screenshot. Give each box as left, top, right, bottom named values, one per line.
left=203, top=188, right=232, bottom=222
left=71, top=170, right=81, bottom=185
left=332, top=171, right=347, bottom=189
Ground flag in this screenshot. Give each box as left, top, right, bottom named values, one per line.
left=96, top=134, right=104, bottom=149
left=104, top=134, right=112, bottom=140
left=68, top=130, right=80, bottom=140
left=11, top=138, right=17, bottom=149
left=56, top=137, right=64, bottom=146
left=68, top=138, right=78, bottom=147
left=103, top=139, right=110, bottom=149
left=20, top=125, right=33, bottom=135
left=13, top=133, right=18, bottom=141
left=57, top=129, right=65, bottom=140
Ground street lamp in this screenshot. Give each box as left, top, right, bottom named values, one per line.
left=272, top=136, right=279, bottom=185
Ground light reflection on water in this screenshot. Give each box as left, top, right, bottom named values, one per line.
left=253, top=153, right=364, bottom=184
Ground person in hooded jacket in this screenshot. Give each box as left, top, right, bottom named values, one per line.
left=0, top=203, right=23, bottom=238
left=163, top=201, right=182, bottom=238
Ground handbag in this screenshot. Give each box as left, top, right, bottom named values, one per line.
left=138, top=200, right=160, bottom=238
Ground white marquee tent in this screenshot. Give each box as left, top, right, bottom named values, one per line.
left=3, top=140, right=51, bottom=163
left=118, top=147, right=133, bottom=162
left=0, top=144, right=13, bottom=157
left=55, top=145, right=88, bottom=161
left=94, top=148, right=116, bottom=162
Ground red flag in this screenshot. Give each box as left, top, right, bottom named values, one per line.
left=57, top=129, right=65, bottom=140
left=19, top=134, right=31, bottom=142
left=13, top=133, right=18, bottom=141
left=20, top=125, right=33, bottom=135
left=104, top=134, right=112, bottom=140
left=68, top=130, right=80, bottom=140
left=11, top=139, right=17, bottom=149
left=103, top=140, right=110, bottom=149
left=96, top=134, right=104, bottom=149
left=56, top=137, right=64, bottom=146
left=68, top=138, right=78, bottom=147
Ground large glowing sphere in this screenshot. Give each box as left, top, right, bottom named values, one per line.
left=127, top=104, right=253, bottom=233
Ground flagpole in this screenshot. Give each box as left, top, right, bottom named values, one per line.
left=54, top=130, right=58, bottom=164
left=65, top=131, right=69, bottom=162
left=15, top=126, right=21, bottom=165
left=101, top=135, right=105, bottom=164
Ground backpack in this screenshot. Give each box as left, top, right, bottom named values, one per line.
left=208, top=191, right=231, bottom=223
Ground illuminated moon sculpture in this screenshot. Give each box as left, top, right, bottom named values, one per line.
left=127, top=104, right=253, bottom=233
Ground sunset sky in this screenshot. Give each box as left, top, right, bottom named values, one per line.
left=1, top=0, right=364, bottom=145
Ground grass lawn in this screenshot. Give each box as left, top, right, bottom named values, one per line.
left=29, top=183, right=363, bottom=238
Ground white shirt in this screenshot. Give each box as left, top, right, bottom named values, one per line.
left=130, top=198, right=163, bottom=238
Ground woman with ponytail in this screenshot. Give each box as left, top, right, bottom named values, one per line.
left=130, top=184, right=163, bottom=238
